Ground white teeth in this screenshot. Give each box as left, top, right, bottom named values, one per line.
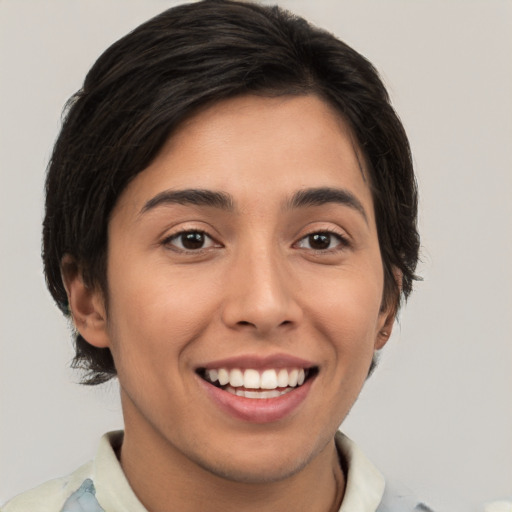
left=207, top=369, right=218, bottom=383
left=277, top=368, right=289, bottom=388
left=288, top=369, right=299, bottom=387
left=260, top=369, right=278, bottom=389
left=225, top=387, right=294, bottom=399
left=243, top=369, right=260, bottom=389
left=229, top=369, right=244, bottom=387
left=203, top=367, right=311, bottom=390
left=265, top=390, right=285, bottom=398
left=218, top=368, right=229, bottom=386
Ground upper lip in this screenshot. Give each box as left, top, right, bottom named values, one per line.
left=196, top=353, right=316, bottom=370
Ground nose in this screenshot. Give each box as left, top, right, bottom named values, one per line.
left=221, top=246, right=303, bottom=336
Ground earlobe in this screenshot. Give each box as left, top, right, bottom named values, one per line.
left=375, top=293, right=396, bottom=350
left=375, top=267, right=402, bottom=350
left=374, top=315, right=395, bottom=350
left=61, top=255, right=110, bottom=348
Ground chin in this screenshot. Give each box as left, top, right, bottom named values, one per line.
left=186, top=429, right=330, bottom=485
left=194, top=452, right=311, bottom=485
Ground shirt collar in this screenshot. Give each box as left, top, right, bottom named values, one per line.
left=335, top=431, right=386, bottom=512
left=93, top=431, right=147, bottom=512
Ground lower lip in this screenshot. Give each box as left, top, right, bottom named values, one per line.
left=197, top=375, right=315, bottom=424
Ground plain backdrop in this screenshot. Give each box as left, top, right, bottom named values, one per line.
left=1, top=1, right=511, bottom=511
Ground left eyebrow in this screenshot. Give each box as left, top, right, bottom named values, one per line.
left=286, top=187, right=368, bottom=224
left=139, top=188, right=234, bottom=216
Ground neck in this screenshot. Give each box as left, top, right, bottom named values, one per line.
left=120, top=403, right=345, bottom=512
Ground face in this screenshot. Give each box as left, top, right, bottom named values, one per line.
left=77, top=94, right=394, bottom=484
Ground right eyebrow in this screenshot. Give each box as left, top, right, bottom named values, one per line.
left=286, top=186, right=368, bottom=225
left=139, top=188, right=235, bottom=216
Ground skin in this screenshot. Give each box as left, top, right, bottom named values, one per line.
left=64, top=94, right=396, bottom=512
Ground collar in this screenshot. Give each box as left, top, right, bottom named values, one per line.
left=93, top=431, right=147, bottom=511
left=335, top=431, right=386, bottom=512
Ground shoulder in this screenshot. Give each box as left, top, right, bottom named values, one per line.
left=376, top=478, right=436, bottom=512
left=2, top=461, right=93, bottom=512
left=334, top=432, right=435, bottom=512
left=2, top=431, right=133, bottom=512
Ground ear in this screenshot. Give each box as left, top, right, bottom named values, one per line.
left=374, top=307, right=396, bottom=350
left=374, top=267, right=402, bottom=350
left=61, top=255, right=110, bottom=348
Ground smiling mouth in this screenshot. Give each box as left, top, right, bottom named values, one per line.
left=197, top=367, right=318, bottom=399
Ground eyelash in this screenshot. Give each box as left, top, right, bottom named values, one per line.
left=162, top=228, right=349, bottom=254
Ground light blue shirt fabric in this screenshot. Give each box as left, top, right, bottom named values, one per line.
left=60, top=480, right=104, bottom=512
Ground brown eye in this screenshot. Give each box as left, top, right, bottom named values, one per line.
left=308, top=233, right=331, bottom=250
left=166, top=231, right=216, bottom=251
left=296, top=231, right=346, bottom=251
left=182, top=232, right=206, bottom=249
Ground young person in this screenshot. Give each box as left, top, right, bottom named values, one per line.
left=3, top=1, right=428, bottom=510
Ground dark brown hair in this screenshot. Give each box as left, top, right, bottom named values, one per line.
left=43, top=0, right=420, bottom=384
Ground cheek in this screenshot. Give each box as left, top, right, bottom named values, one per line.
left=303, top=265, right=384, bottom=360
left=104, top=259, right=219, bottom=376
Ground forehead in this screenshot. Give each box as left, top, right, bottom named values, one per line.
left=113, top=94, right=374, bottom=222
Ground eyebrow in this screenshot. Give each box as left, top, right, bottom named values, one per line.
left=139, top=186, right=367, bottom=223
left=287, top=187, right=368, bottom=224
left=140, top=188, right=234, bottom=215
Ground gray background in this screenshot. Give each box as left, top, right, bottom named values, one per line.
left=1, top=1, right=511, bottom=511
